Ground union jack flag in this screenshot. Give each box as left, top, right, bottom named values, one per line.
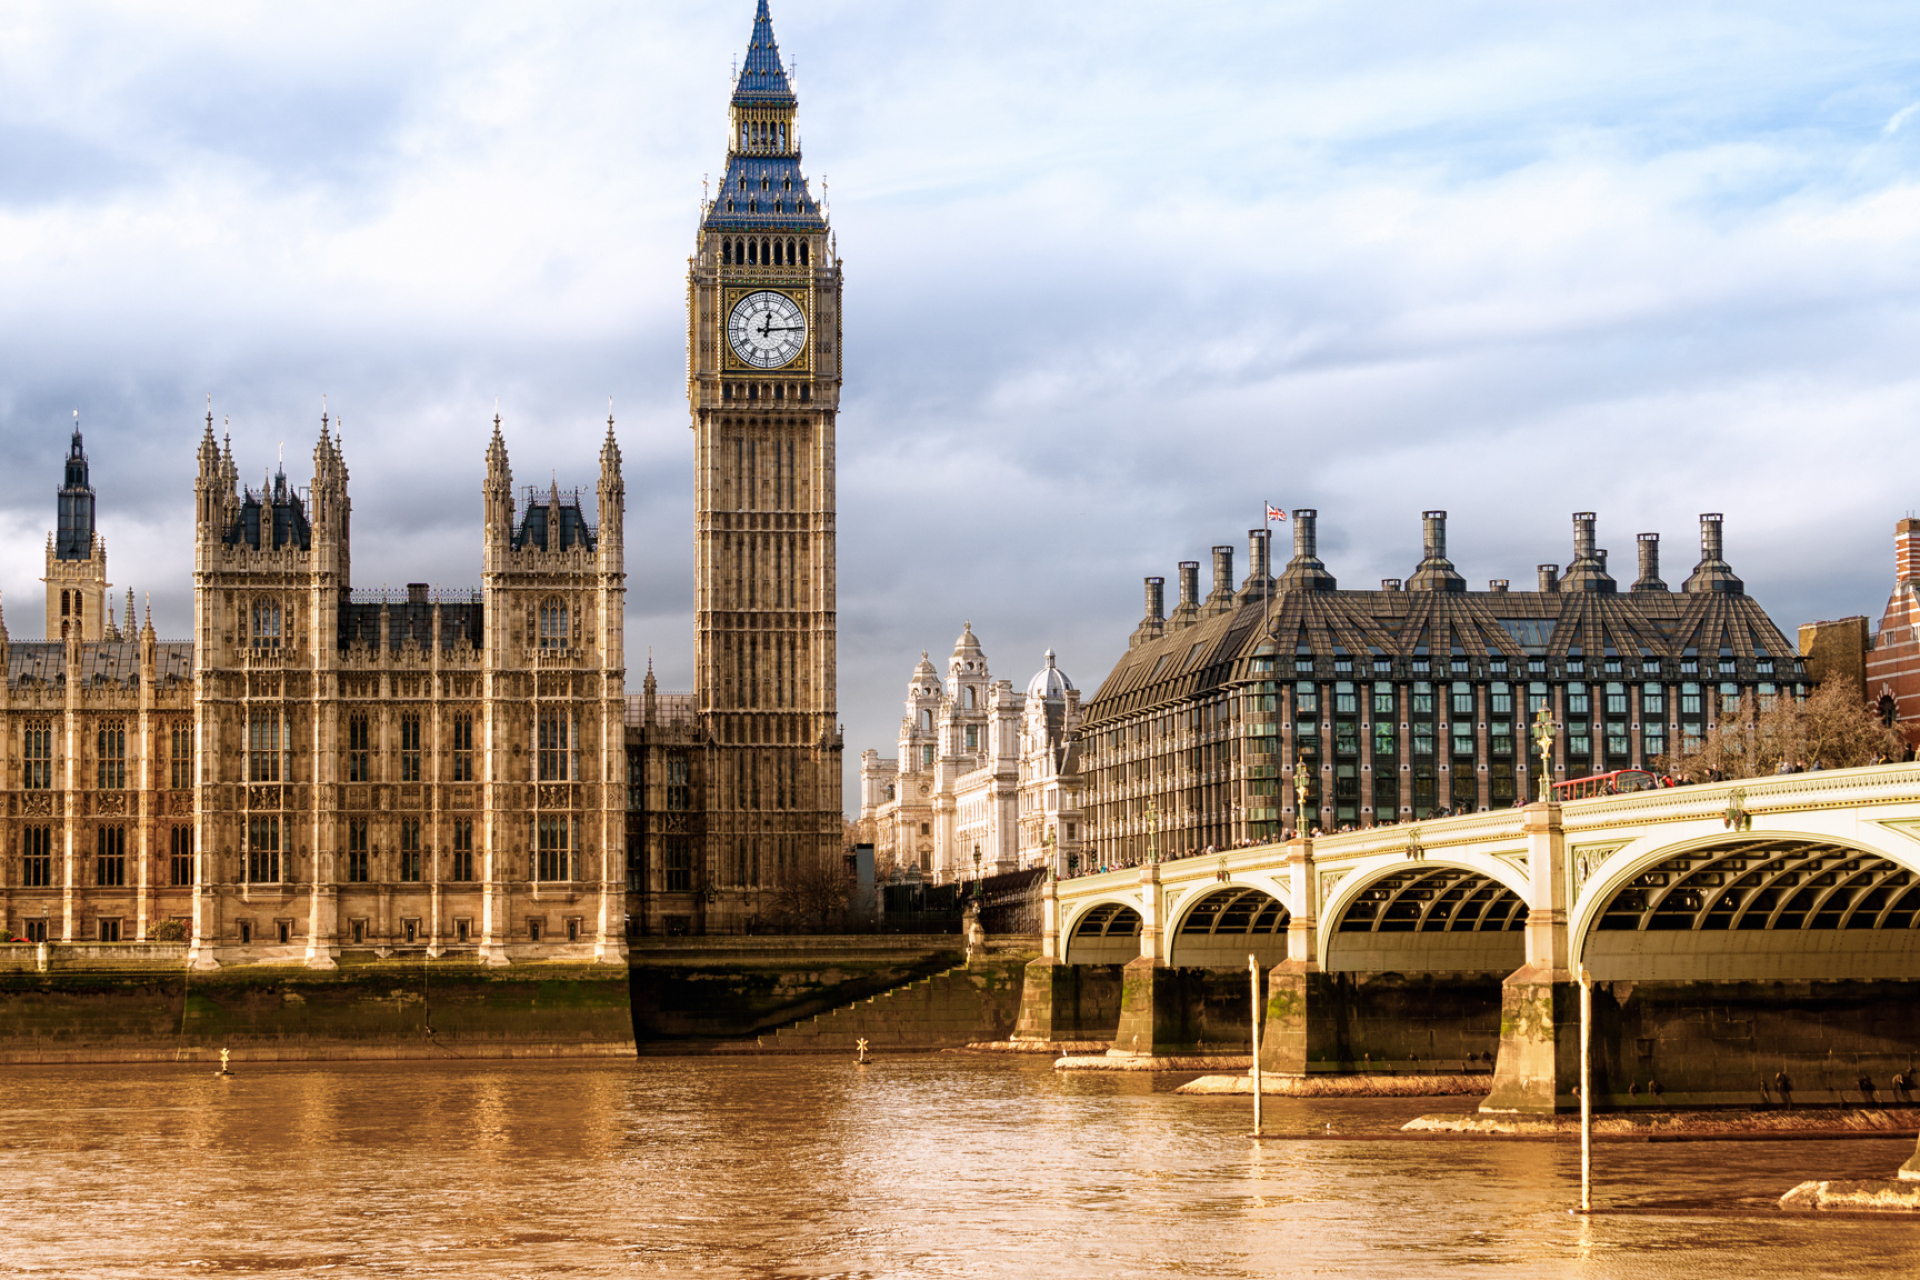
left=1266, top=504, right=1288, bottom=523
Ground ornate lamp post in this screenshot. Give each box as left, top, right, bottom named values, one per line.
left=1293, top=749, right=1314, bottom=834
left=1144, top=800, right=1160, bottom=866
left=972, top=845, right=982, bottom=898
left=1531, top=706, right=1557, bottom=802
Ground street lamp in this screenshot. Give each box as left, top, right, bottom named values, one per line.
left=972, top=844, right=982, bottom=898
left=1293, top=749, right=1314, bottom=833
left=1531, top=706, right=1557, bottom=802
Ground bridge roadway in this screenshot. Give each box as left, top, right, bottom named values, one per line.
left=1015, top=764, right=1920, bottom=1113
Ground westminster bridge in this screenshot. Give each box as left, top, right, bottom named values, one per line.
left=1017, top=764, right=1920, bottom=1113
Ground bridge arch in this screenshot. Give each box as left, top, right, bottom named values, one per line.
left=1063, top=900, right=1142, bottom=965
left=1166, top=886, right=1290, bottom=968
left=1320, top=857, right=1530, bottom=973
left=1572, top=831, right=1920, bottom=981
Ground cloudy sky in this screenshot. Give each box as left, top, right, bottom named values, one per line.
left=4, top=1, right=1920, bottom=804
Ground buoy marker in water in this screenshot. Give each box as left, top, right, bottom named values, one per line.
left=216, top=1047, right=233, bottom=1078
left=856, top=1037, right=869, bottom=1065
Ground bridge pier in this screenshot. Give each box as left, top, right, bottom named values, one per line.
left=1483, top=801, right=1578, bottom=1114
left=1109, top=860, right=1176, bottom=1056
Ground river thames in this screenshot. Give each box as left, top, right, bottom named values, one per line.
left=3, top=1056, right=1917, bottom=1277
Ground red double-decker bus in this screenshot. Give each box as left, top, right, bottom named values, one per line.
left=1552, top=769, right=1663, bottom=801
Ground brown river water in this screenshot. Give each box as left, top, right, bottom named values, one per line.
left=3, top=1055, right=1918, bottom=1278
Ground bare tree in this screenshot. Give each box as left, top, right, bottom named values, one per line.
left=1654, top=679, right=1906, bottom=781
left=765, top=859, right=852, bottom=934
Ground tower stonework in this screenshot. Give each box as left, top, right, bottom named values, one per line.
left=684, top=0, right=843, bottom=927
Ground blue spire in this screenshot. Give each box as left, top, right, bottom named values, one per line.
left=733, top=0, right=795, bottom=107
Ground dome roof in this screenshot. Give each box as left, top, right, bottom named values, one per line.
left=909, top=651, right=938, bottom=696
left=1026, top=649, right=1074, bottom=701
left=951, top=620, right=984, bottom=660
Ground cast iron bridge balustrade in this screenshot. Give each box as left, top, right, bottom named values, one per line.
left=1032, top=765, right=1920, bottom=1112
left=1050, top=764, right=1920, bottom=983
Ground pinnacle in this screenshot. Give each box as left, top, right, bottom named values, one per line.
left=732, top=0, right=795, bottom=105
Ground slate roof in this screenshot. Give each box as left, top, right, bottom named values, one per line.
left=6, top=642, right=194, bottom=690
left=702, top=2, right=826, bottom=235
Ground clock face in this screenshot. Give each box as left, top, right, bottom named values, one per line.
left=727, top=290, right=807, bottom=369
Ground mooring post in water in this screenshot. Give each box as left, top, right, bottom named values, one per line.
left=1249, top=953, right=1262, bottom=1137
left=1578, top=964, right=1593, bottom=1213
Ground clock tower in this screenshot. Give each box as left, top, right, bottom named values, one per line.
left=688, top=0, right=843, bottom=922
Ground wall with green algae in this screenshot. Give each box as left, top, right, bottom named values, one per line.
left=0, top=959, right=634, bottom=1063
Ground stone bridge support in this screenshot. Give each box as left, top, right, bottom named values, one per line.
left=1481, top=801, right=1577, bottom=1114
left=1110, top=861, right=1182, bottom=1056
left=1261, top=834, right=1327, bottom=1073
left=1013, top=871, right=1072, bottom=1043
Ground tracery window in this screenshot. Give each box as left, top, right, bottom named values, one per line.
left=399, top=714, right=422, bottom=783
left=539, top=598, right=569, bottom=650
left=22, top=826, right=52, bottom=887
left=23, top=721, right=52, bottom=790
left=451, top=820, right=474, bottom=882
left=451, top=714, right=474, bottom=782
left=347, top=819, right=370, bottom=883
left=539, top=711, right=576, bottom=783
left=347, top=713, right=371, bottom=783
left=536, top=816, right=572, bottom=881
left=170, top=725, right=193, bottom=790
left=248, top=710, right=286, bottom=783
left=247, top=815, right=281, bottom=884
left=96, top=722, right=126, bottom=790
left=251, top=598, right=281, bottom=649
left=399, top=819, right=422, bottom=882
left=97, top=826, right=127, bottom=887
left=170, top=827, right=194, bottom=886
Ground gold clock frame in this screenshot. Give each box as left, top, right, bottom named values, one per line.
left=721, top=283, right=812, bottom=375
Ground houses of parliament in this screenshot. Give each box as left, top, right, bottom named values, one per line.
left=0, top=1, right=840, bottom=964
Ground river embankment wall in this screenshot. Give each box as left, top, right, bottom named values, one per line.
left=0, top=936, right=1014, bottom=1063
left=0, top=945, right=635, bottom=1064
left=626, top=935, right=975, bottom=1044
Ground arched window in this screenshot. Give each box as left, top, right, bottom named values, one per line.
left=965, top=687, right=976, bottom=710
left=60, top=591, right=70, bottom=618
left=885, top=784, right=896, bottom=801
left=539, top=598, right=569, bottom=650
left=919, top=709, right=932, bottom=731
left=722, top=240, right=733, bottom=265
left=252, top=598, right=281, bottom=649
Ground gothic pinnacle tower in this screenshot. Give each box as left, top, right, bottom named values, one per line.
left=688, top=0, right=843, bottom=921
left=44, top=413, right=109, bottom=641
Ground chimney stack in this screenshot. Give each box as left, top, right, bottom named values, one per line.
left=1573, top=512, right=1596, bottom=561
left=1279, top=508, right=1336, bottom=591
left=1408, top=510, right=1465, bottom=592
left=1632, top=532, right=1667, bottom=592
left=1562, top=512, right=1616, bottom=592
left=1237, top=529, right=1275, bottom=603
left=1205, top=545, right=1235, bottom=616
left=1682, top=513, right=1743, bottom=595
left=1169, top=561, right=1201, bottom=631
left=1538, top=564, right=1559, bottom=593
left=1130, top=576, right=1166, bottom=648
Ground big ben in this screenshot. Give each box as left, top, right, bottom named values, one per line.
left=688, top=0, right=842, bottom=923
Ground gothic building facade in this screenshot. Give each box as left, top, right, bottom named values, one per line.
left=858, top=626, right=1084, bottom=883
left=0, top=2, right=845, bottom=953
left=1082, top=510, right=1805, bottom=865
left=0, top=413, right=629, bottom=965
